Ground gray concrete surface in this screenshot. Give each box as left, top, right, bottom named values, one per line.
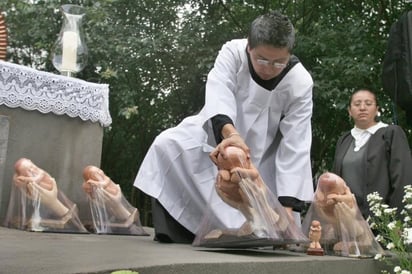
left=0, top=226, right=387, bottom=274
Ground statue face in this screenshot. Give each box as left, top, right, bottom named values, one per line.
left=15, top=158, right=38, bottom=177
left=315, top=172, right=348, bottom=216
left=217, top=146, right=249, bottom=170
left=317, top=172, right=346, bottom=196
left=84, top=166, right=105, bottom=181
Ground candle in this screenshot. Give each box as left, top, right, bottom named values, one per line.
left=61, top=31, right=78, bottom=72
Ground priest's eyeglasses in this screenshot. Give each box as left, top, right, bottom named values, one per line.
left=256, top=59, right=288, bottom=69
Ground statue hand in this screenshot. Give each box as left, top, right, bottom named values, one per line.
left=334, top=201, right=362, bottom=236
left=101, top=184, right=122, bottom=203
left=14, top=174, right=33, bottom=190
left=215, top=170, right=244, bottom=209
left=27, top=179, right=58, bottom=206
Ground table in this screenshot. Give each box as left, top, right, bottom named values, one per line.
left=0, top=61, right=112, bottom=223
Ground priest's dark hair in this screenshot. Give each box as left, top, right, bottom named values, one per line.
left=248, top=10, right=295, bottom=51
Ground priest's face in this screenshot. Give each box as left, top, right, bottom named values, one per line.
left=247, top=44, right=290, bottom=80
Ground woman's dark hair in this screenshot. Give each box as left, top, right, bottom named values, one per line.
left=349, top=89, right=380, bottom=122
left=349, top=89, right=379, bottom=107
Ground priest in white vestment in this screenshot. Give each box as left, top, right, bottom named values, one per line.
left=133, top=10, right=314, bottom=243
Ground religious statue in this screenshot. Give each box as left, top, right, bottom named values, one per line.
left=3, top=158, right=87, bottom=233
left=302, top=172, right=384, bottom=257
left=193, top=146, right=308, bottom=247
left=82, top=165, right=148, bottom=235
left=214, top=146, right=288, bottom=236
left=307, top=220, right=324, bottom=255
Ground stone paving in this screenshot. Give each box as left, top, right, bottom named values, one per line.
left=0, top=226, right=387, bottom=274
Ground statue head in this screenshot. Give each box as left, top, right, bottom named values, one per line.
left=317, top=172, right=347, bottom=196
left=83, top=165, right=105, bottom=182
left=217, top=146, right=250, bottom=170
left=315, top=172, right=352, bottom=216
left=14, top=158, right=39, bottom=177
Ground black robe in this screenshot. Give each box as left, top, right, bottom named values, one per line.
left=332, top=125, right=412, bottom=217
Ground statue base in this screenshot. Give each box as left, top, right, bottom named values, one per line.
left=25, top=205, right=88, bottom=233
left=307, top=247, right=325, bottom=256
left=93, top=208, right=149, bottom=236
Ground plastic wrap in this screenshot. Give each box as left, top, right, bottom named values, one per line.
left=82, top=165, right=148, bottom=235
left=301, top=172, right=384, bottom=257
left=3, top=158, right=87, bottom=233
left=193, top=146, right=309, bottom=248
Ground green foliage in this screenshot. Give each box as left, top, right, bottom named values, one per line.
left=293, top=0, right=412, bottom=177
left=2, top=0, right=412, bottom=226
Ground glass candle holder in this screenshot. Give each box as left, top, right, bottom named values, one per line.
left=52, top=4, right=88, bottom=77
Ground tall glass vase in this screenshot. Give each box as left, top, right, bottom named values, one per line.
left=52, top=4, right=88, bottom=77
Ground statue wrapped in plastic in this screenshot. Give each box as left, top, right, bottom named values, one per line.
left=4, top=158, right=87, bottom=233
left=193, top=146, right=309, bottom=248
left=301, top=172, right=384, bottom=257
left=82, top=165, right=148, bottom=235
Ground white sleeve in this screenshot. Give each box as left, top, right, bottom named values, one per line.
left=275, top=66, right=314, bottom=201
left=200, top=40, right=245, bottom=125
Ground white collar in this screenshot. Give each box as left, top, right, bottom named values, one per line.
left=350, top=122, right=388, bottom=151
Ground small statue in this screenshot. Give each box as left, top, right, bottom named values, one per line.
left=194, top=146, right=308, bottom=247
left=315, top=172, right=368, bottom=244
left=214, top=146, right=287, bottom=236
left=307, top=220, right=324, bottom=255
left=13, top=158, right=68, bottom=218
left=82, top=165, right=148, bottom=235
left=4, top=158, right=87, bottom=233
left=315, top=172, right=356, bottom=223
left=302, top=172, right=384, bottom=257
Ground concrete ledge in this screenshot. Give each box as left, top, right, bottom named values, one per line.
left=0, top=226, right=387, bottom=274
left=137, top=260, right=384, bottom=274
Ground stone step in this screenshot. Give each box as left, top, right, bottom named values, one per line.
left=0, top=226, right=387, bottom=274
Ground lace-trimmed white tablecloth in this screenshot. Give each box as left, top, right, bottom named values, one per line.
left=0, top=61, right=112, bottom=127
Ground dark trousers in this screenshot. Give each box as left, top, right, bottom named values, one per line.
left=151, top=198, right=195, bottom=244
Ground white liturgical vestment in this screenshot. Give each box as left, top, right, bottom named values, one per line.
left=134, top=39, right=314, bottom=233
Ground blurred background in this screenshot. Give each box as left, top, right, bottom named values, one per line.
left=1, top=0, right=411, bottom=226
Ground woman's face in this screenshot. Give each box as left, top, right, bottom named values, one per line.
left=348, top=90, right=379, bottom=129
left=247, top=44, right=290, bottom=80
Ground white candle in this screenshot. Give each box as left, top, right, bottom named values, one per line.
left=61, top=31, right=78, bottom=72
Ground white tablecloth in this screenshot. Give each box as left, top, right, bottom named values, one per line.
left=0, top=61, right=112, bottom=127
